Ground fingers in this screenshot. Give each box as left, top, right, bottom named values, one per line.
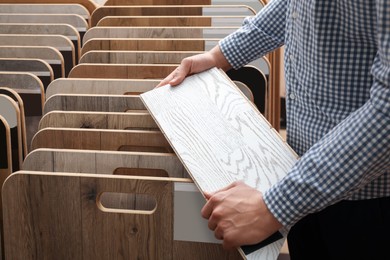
left=156, top=58, right=193, bottom=88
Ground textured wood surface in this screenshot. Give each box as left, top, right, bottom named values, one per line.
left=0, top=34, right=76, bottom=68
left=82, top=27, right=238, bottom=44
left=141, top=68, right=297, bottom=259
left=96, top=15, right=245, bottom=27
left=80, top=50, right=202, bottom=64
left=3, top=171, right=174, bottom=259
left=46, top=78, right=159, bottom=99
left=0, top=0, right=98, bottom=14
left=0, top=23, right=81, bottom=64
left=69, top=63, right=178, bottom=79
left=0, top=14, right=88, bottom=31
left=44, top=94, right=145, bottom=114
left=0, top=46, right=65, bottom=78
left=39, top=111, right=158, bottom=130
left=81, top=39, right=214, bottom=55
left=104, top=0, right=211, bottom=5
left=0, top=4, right=90, bottom=19
left=31, top=128, right=172, bottom=153
left=90, top=5, right=254, bottom=27
left=23, top=149, right=188, bottom=178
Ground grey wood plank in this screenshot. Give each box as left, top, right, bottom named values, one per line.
left=43, top=94, right=146, bottom=115
left=141, top=68, right=298, bottom=260
left=39, top=111, right=158, bottom=131
left=23, top=148, right=188, bottom=178
left=46, top=78, right=159, bottom=99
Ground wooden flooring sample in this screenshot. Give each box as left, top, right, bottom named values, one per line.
left=141, top=68, right=297, bottom=260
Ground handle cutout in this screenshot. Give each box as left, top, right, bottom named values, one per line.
left=97, top=192, right=157, bottom=215
left=114, top=167, right=169, bottom=177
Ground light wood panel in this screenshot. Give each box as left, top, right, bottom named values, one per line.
left=0, top=14, right=88, bottom=31
left=80, top=50, right=202, bottom=64
left=81, top=38, right=216, bottom=55
left=39, top=111, right=157, bottom=130
left=46, top=78, right=159, bottom=99
left=0, top=0, right=98, bottom=14
left=90, top=5, right=254, bottom=27
left=0, top=33, right=75, bottom=73
left=0, top=46, right=65, bottom=78
left=3, top=171, right=174, bottom=259
left=82, top=27, right=238, bottom=44
left=44, top=94, right=145, bottom=114
left=31, top=128, right=172, bottom=153
left=0, top=4, right=90, bottom=20
left=96, top=15, right=245, bottom=27
left=68, top=64, right=178, bottom=79
left=141, top=68, right=298, bottom=259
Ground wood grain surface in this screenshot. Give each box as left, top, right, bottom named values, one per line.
left=31, top=128, right=172, bottom=153
left=96, top=15, right=245, bottom=27
left=2, top=171, right=174, bottom=259
left=81, top=38, right=213, bottom=55
left=0, top=46, right=65, bottom=78
left=0, top=4, right=90, bottom=19
left=80, top=50, right=202, bottom=65
left=0, top=34, right=76, bottom=68
left=82, top=27, right=238, bottom=44
left=104, top=0, right=211, bottom=5
left=90, top=5, right=254, bottom=27
left=68, top=63, right=178, bottom=79
left=46, top=78, right=159, bottom=98
left=141, top=68, right=297, bottom=259
left=0, top=0, right=98, bottom=14
left=43, top=94, right=146, bottom=114
left=23, top=148, right=188, bottom=178
left=39, top=111, right=158, bottom=130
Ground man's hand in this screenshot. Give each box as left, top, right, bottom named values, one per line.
left=156, top=45, right=232, bottom=87
left=201, top=181, right=283, bottom=250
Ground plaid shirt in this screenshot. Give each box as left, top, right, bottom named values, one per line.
left=220, top=0, right=390, bottom=228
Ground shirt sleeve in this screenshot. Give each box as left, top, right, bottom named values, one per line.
left=219, top=0, right=287, bottom=69
left=263, top=1, right=390, bottom=229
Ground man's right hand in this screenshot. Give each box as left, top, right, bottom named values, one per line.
left=156, top=45, right=232, bottom=87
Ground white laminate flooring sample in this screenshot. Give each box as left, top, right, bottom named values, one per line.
left=141, top=68, right=297, bottom=260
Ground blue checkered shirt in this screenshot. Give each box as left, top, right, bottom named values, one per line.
left=220, top=0, right=390, bottom=228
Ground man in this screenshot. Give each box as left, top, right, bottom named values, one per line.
left=158, top=1, right=389, bottom=259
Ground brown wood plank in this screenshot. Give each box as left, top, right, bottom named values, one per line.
left=2, top=171, right=175, bottom=259
left=104, top=0, right=211, bottom=5
left=31, top=128, right=172, bottom=153
left=68, top=64, right=178, bottom=79
left=81, top=39, right=208, bottom=56
left=43, top=94, right=146, bottom=114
